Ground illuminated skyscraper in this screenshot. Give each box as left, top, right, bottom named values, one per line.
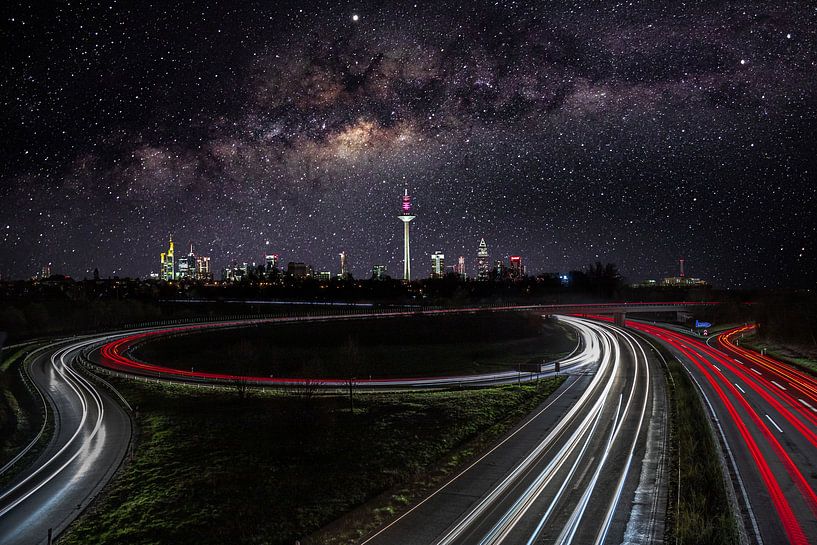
left=372, top=265, right=388, bottom=280
left=454, top=256, right=466, bottom=280
left=431, top=251, right=445, bottom=278
left=177, top=244, right=196, bottom=279
left=160, top=236, right=175, bottom=281
left=195, top=255, right=211, bottom=280
left=265, top=254, right=279, bottom=271
left=509, top=255, right=523, bottom=280
left=494, top=260, right=504, bottom=279
left=398, top=189, right=416, bottom=281
left=339, top=251, right=349, bottom=279
left=476, top=238, right=489, bottom=281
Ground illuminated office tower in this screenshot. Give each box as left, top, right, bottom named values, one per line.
left=431, top=251, right=445, bottom=278
left=372, top=265, right=388, bottom=280
left=509, top=255, right=523, bottom=280
left=195, top=255, right=211, bottom=280
left=339, top=251, right=349, bottom=279
left=177, top=244, right=196, bottom=279
left=476, top=238, right=489, bottom=281
left=494, top=259, right=504, bottom=279
left=398, top=189, right=416, bottom=281
left=160, top=236, right=175, bottom=281
left=265, top=254, right=279, bottom=271
left=454, top=256, right=466, bottom=280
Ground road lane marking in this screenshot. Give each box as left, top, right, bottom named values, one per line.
left=765, top=414, right=783, bottom=433
left=751, top=368, right=762, bottom=375
left=799, top=399, right=817, bottom=413
left=573, top=456, right=596, bottom=491
left=771, top=380, right=787, bottom=391
left=713, top=365, right=721, bottom=372
left=734, top=383, right=746, bottom=394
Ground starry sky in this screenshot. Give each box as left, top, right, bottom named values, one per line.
left=1, top=1, right=815, bottom=287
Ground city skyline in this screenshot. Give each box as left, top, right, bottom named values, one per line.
left=26, top=227, right=707, bottom=284
left=2, top=2, right=815, bottom=287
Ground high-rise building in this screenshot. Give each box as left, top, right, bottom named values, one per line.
left=160, top=236, right=175, bottom=281
left=40, top=263, right=52, bottom=279
left=222, top=262, right=247, bottom=282
left=476, top=238, right=490, bottom=281
left=454, top=256, right=466, bottom=280
left=265, top=254, right=279, bottom=271
left=431, top=251, right=445, bottom=278
left=494, top=260, right=505, bottom=279
left=372, top=265, right=388, bottom=280
left=177, top=244, right=196, bottom=279
left=195, top=255, right=211, bottom=280
left=287, top=262, right=312, bottom=279
left=317, top=271, right=332, bottom=282
left=398, top=189, right=416, bottom=281
left=339, top=251, right=349, bottom=279
left=509, top=255, right=523, bottom=280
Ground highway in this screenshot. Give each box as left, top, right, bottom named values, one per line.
left=0, top=311, right=607, bottom=545
left=629, top=321, right=817, bottom=545
left=93, top=313, right=600, bottom=389
left=361, top=316, right=668, bottom=545
left=0, top=336, right=132, bottom=545
left=0, top=310, right=672, bottom=545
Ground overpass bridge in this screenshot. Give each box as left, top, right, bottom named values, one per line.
left=152, top=299, right=718, bottom=329
left=485, top=301, right=718, bottom=326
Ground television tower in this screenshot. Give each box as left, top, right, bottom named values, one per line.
left=398, top=189, right=416, bottom=281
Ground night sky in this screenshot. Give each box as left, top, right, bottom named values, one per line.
left=1, top=1, right=815, bottom=287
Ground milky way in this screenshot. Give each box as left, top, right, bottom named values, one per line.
left=1, top=1, right=815, bottom=287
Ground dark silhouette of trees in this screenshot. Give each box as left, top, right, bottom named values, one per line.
left=755, top=293, right=817, bottom=347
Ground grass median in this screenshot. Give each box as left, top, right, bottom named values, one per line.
left=665, top=358, right=739, bottom=545
left=60, top=377, right=564, bottom=545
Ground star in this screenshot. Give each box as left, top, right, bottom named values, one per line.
left=0, top=2, right=814, bottom=288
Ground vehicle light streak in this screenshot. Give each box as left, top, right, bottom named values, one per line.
left=720, top=325, right=817, bottom=403
left=425, top=317, right=656, bottom=545
left=360, top=316, right=604, bottom=545
left=0, top=338, right=107, bottom=518
left=627, top=322, right=815, bottom=544
left=97, top=312, right=599, bottom=388
left=432, top=318, right=618, bottom=545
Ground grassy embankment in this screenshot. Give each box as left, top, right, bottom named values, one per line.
left=61, top=376, right=564, bottom=545
left=740, top=334, right=817, bottom=375
left=664, top=357, right=740, bottom=544
left=0, top=344, right=48, bottom=479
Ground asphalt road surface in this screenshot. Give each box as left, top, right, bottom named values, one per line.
left=632, top=321, right=817, bottom=545
left=0, top=337, right=132, bottom=545
left=0, top=311, right=671, bottom=545
left=361, top=316, right=668, bottom=545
